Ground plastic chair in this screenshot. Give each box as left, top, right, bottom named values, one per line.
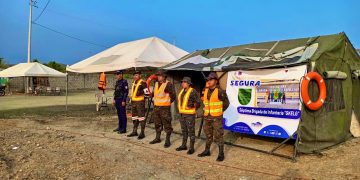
left=46, top=87, right=52, bottom=96
left=55, top=87, right=61, bottom=96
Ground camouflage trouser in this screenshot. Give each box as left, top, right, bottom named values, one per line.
left=203, top=116, right=224, bottom=147
left=131, top=101, right=146, bottom=121
left=153, top=106, right=173, bottom=134
left=179, top=114, right=196, bottom=141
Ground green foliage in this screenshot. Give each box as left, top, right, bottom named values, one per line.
left=0, top=57, right=9, bottom=69
left=45, top=61, right=66, bottom=73
left=32, top=59, right=41, bottom=63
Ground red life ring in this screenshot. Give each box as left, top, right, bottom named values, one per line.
left=300, top=72, right=326, bottom=111
left=146, top=74, right=158, bottom=96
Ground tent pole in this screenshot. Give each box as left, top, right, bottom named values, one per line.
left=66, top=73, right=68, bottom=111
left=197, top=71, right=207, bottom=137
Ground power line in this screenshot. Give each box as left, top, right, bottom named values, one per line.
left=33, top=0, right=51, bottom=22
left=32, top=22, right=109, bottom=48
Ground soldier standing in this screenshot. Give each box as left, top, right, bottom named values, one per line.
left=198, top=72, right=229, bottom=161
left=113, top=70, right=129, bottom=134
left=149, top=70, right=176, bottom=148
left=127, top=71, right=148, bottom=139
left=176, top=77, right=200, bottom=154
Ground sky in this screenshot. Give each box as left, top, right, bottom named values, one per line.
left=0, top=0, right=359, bottom=65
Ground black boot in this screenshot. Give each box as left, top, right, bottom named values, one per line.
left=137, top=121, right=146, bottom=140
left=216, top=145, right=225, bottom=162
left=118, top=130, right=126, bottom=134
left=127, top=120, right=139, bottom=137
left=198, top=144, right=211, bottom=157
left=176, top=137, right=187, bottom=151
left=164, top=133, right=171, bottom=148
left=147, top=115, right=154, bottom=124
left=149, top=132, right=161, bottom=144
left=187, top=139, right=195, bottom=155
left=113, top=128, right=119, bottom=132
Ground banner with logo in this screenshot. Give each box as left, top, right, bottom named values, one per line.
left=223, top=65, right=307, bottom=138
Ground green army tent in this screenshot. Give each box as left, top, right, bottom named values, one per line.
left=164, top=32, right=360, bottom=154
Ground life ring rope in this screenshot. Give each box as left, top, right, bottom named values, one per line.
left=300, top=72, right=326, bottom=111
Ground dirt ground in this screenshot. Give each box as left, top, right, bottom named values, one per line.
left=0, top=92, right=359, bottom=179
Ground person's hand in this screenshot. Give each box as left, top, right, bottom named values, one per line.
left=121, top=101, right=126, bottom=107
left=112, top=100, right=115, bottom=106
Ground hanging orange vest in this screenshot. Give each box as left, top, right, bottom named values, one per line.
left=178, top=88, right=196, bottom=115
left=153, top=81, right=171, bottom=106
left=98, top=72, right=106, bottom=90
left=203, top=88, right=223, bottom=117
left=131, top=79, right=145, bottom=101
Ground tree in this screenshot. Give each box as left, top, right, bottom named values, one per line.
left=0, top=57, right=9, bottom=69
left=32, top=59, right=41, bottom=63
left=46, top=61, right=66, bottom=73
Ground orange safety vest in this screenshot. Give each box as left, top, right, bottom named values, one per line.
left=153, top=81, right=171, bottom=106
left=131, top=79, right=145, bottom=101
left=98, top=72, right=106, bottom=90
left=201, top=88, right=206, bottom=101
left=178, top=88, right=196, bottom=115
left=203, top=88, right=223, bottom=117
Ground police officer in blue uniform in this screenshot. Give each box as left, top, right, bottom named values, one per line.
left=113, top=70, right=129, bottom=134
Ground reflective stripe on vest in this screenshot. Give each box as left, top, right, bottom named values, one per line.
left=203, top=88, right=223, bottom=116
left=131, top=79, right=144, bottom=101
left=178, top=88, right=196, bottom=115
left=153, top=81, right=171, bottom=106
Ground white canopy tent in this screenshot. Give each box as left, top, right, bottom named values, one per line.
left=66, top=36, right=188, bottom=73
left=0, top=62, right=69, bottom=110
left=0, top=62, right=66, bottom=77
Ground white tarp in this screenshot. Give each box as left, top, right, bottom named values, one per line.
left=67, top=37, right=188, bottom=73
left=0, top=62, right=66, bottom=77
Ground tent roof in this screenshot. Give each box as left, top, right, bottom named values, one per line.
left=164, top=32, right=359, bottom=71
left=0, top=62, right=66, bottom=77
left=67, top=36, right=188, bottom=73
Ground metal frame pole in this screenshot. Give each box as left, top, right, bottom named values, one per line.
left=66, top=73, right=68, bottom=111
left=27, top=0, right=32, bottom=64
left=26, top=0, right=33, bottom=94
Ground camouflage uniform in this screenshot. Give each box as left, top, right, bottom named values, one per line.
left=203, top=87, right=229, bottom=147
left=177, top=87, right=201, bottom=154
left=198, top=82, right=229, bottom=161
left=179, top=89, right=200, bottom=142
left=128, top=79, right=148, bottom=139
left=153, top=82, right=176, bottom=134
left=150, top=80, right=176, bottom=148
